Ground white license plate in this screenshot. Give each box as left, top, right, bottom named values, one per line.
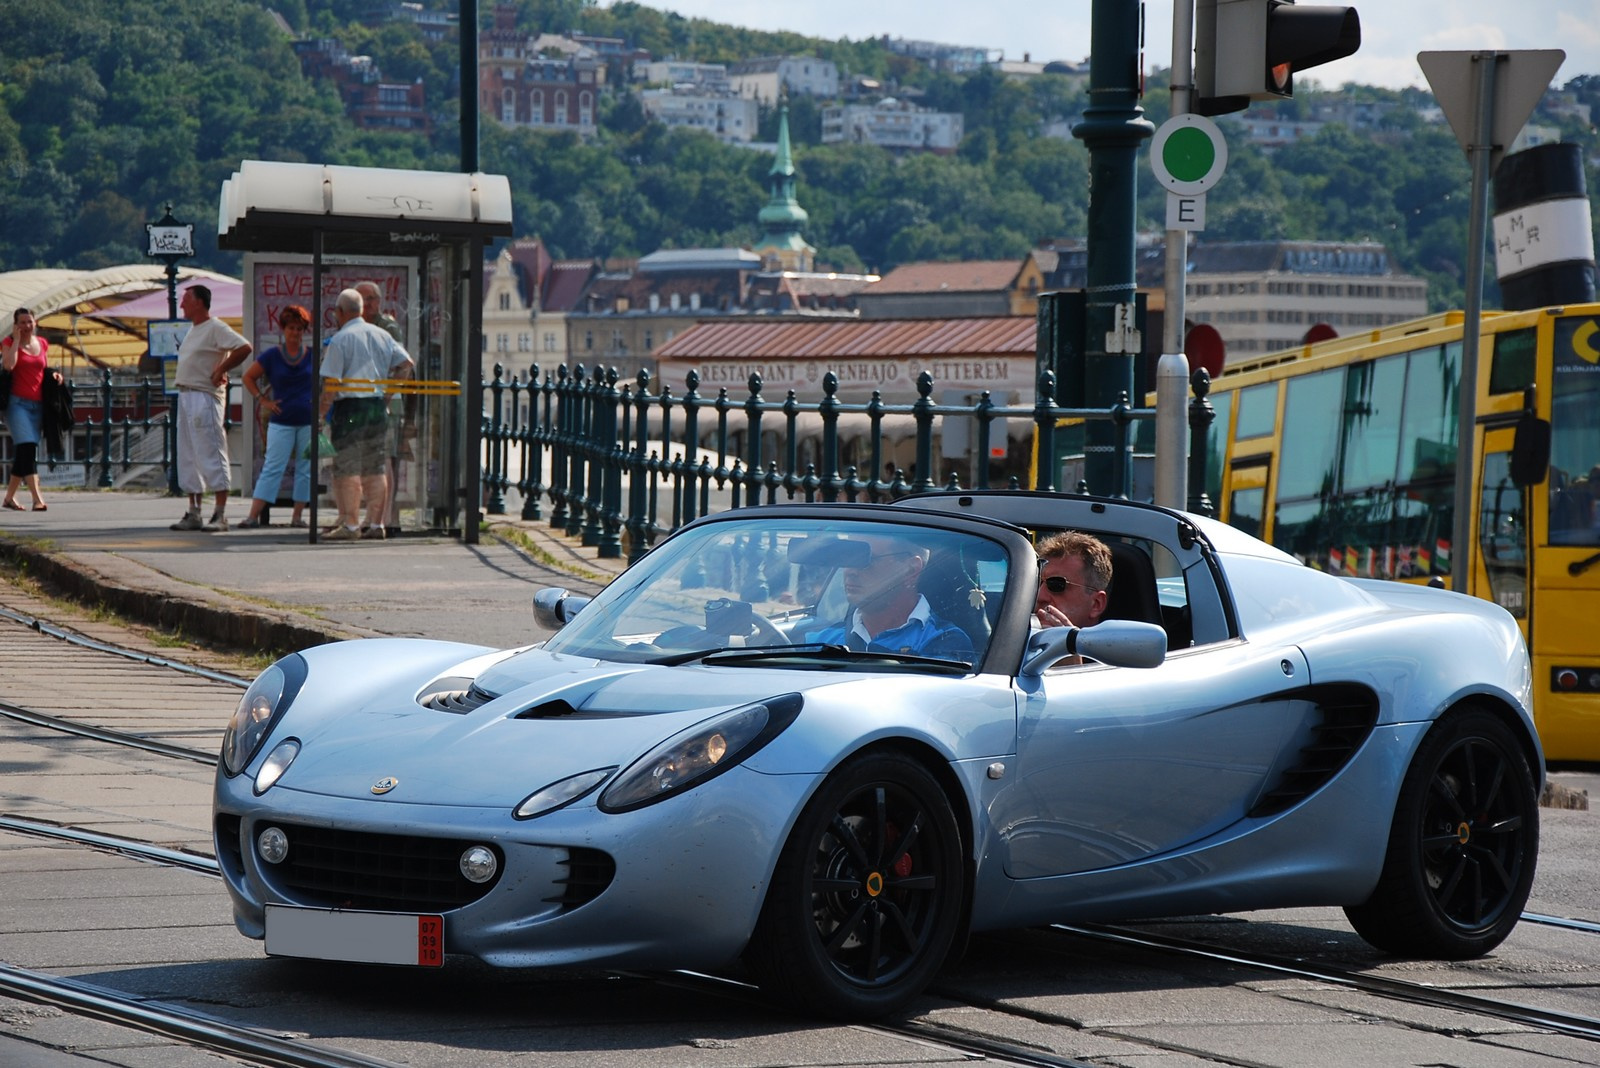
left=265, top=904, right=444, bottom=967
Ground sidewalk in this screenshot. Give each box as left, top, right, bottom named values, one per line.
left=0, top=488, right=628, bottom=655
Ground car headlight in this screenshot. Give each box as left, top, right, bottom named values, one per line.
left=599, top=693, right=802, bottom=813
left=515, top=767, right=616, bottom=820
left=222, top=655, right=307, bottom=777
left=254, top=739, right=300, bottom=794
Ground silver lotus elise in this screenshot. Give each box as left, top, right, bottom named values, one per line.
left=214, top=492, right=1541, bottom=1018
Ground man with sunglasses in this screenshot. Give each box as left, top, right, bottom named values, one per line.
left=805, top=533, right=975, bottom=662
left=1035, top=530, right=1112, bottom=632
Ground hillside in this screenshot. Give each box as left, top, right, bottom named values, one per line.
left=2, top=0, right=1597, bottom=313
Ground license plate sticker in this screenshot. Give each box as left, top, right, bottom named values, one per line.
left=265, top=905, right=444, bottom=967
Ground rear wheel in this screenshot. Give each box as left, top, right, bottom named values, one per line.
left=747, top=752, right=964, bottom=1019
left=1345, top=707, right=1538, bottom=958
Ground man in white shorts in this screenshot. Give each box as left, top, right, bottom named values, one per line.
left=169, top=284, right=252, bottom=532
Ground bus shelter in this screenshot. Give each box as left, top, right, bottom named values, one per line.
left=218, top=161, right=512, bottom=544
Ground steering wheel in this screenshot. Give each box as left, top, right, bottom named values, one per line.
left=747, top=612, right=791, bottom=646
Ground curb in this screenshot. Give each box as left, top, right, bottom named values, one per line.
left=0, top=540, right=366, bottom=657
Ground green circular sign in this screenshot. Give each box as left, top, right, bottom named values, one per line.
left=1150, top=114, right=1228, bottom=196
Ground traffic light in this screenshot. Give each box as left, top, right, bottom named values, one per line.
left=1194, top=0, right=1360, bottom=116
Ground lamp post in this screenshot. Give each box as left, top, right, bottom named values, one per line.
left=145, top=203, right=194, bottom=319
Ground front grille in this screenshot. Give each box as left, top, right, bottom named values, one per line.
left=261, top=823, right=502, bottom=912
left=215, top=813, right=245, bottom=880
left=550, top=847, right=615, bottom=909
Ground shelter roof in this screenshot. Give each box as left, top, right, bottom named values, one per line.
left=219, top=161, right=512, bottom=255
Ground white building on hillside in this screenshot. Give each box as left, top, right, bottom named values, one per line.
left=822, top=98, right=963, bottom=154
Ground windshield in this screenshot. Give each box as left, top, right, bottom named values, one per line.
left=1548, top=315, right=1600, bottom=547
left=542, top=516, right=1009, bottom=669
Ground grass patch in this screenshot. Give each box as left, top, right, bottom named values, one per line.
left=489, top=525, right=609, bottom=584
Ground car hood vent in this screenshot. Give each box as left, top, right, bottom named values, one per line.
left=515, top=699, right=581, bottom=719
left=419, top=682, right=498, bottom=714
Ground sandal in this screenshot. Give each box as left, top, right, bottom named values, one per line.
left=2, top=500, right=21, bottom=511
left=290, top=518, right=309, bottom=528
left=236, top=516, right=262, bottom=529
left=31, top=503, right=47, bottom=511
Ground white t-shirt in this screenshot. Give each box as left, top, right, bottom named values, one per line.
left=174, top=317, right=249, bottom=395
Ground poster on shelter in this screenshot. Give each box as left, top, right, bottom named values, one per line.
left=245, top=258, right=412, bottom=356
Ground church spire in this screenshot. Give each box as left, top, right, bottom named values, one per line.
left=754, top=105, right=814, bottom=272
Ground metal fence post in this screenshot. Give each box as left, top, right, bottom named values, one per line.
left=1033, top=368, right=1059, bottom=491
left=485, top=363, right=506, bottom=514
left=1187, top=368, right=1216, bottom=516
left=97, top=369, right=115, bottom=487
left=912, top=372, right=935, bottom=493
left=741, top=373, right=764, bottom=510
left=521, top=364, right=544, bottom=521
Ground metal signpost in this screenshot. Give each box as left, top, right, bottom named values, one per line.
left=1419, top=49, right=1564, bottom=593
left=145, top=203, right=194, bottom=320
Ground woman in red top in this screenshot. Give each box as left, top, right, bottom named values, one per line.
left=3, top=307, right=58, bottom=511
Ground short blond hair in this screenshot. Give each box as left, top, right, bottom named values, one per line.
left=1036, top=530, right=1112, bottom=591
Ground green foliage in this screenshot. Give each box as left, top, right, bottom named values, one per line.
left=0, top=0, right=1594, bottom=318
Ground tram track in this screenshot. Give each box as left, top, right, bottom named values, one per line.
left=0, top=962, right=410, bottom=1068
left=7, top=684, right=1600, bottom=1042
left=4, top=606, right=1600, bottom=1064
left=0, top=602, right=252, bottom=688
left=1050, top=921, right=1600, bottom=1042
left=8, top=799, right=1600, bottom=1060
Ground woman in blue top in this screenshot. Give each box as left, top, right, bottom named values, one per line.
left=238, top=305, right=315, bottom=528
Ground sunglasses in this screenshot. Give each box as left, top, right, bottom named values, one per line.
left=1040, top=574, right=1101, bottom=595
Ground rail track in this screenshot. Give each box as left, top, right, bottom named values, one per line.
left=3, top=596, right=1599, bottom=1066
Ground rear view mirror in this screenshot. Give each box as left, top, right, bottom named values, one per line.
left=1511, top=413, right=1551, bottom=487
left=533, top=587, right=590, bottom=629
left=788, top=536, right=872, bottom=568
left=1020, top=620, right=1167, bottom=677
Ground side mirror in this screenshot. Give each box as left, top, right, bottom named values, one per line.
left=1511, top=413, right=1551, bottom=487
left=533, top=587, right=590, bottom=630
left=1020, top=620, right=1168, bottom=677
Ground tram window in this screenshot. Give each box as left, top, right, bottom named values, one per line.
left=1396, top=345, right=1459, bottom=487
left=1489, top=328, right=1536, bottom=395
left=1278, top=369, right=1341, bottom=500
left=1235, top=383, right=1278, bottom=439
left=1341, top=356, right=1406, bottom=491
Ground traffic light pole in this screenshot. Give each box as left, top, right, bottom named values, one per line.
left=1156, top=1, right=1198, bottom=511
left=1075, top=0, right=1152, bottom=497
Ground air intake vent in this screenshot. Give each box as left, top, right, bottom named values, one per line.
left=420, top=681, right=497, bottom=714
left=1249, top=685, right=1378, bottom=818
left=515, top=699, right=581, bottom=719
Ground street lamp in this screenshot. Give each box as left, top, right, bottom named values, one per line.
left=145, top=203, right=195, bottom=319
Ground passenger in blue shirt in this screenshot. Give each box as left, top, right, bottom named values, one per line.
left=807, top=533, right=975, bottom=663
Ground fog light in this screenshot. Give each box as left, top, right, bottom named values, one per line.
left=459, top=845, right=498, bottom=884
left=257, top=826, right=289, bottom=865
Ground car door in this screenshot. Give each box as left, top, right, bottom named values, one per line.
left=997, top=641, right=1315, bottom=878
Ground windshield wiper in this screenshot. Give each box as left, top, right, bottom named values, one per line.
left=699, top=643, right=973, bottom=673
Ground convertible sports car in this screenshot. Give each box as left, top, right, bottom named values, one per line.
left=214, top=491, right=1541, bottom=1019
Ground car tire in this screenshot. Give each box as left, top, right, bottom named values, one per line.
left=1344, top=706, right=1538, bottom=958
left=747, top=751, right=965, bottom=1019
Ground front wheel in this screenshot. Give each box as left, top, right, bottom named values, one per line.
left=747, top=752, right=965, bottom=1019
left=1345, top=707, right=1538, bottom=958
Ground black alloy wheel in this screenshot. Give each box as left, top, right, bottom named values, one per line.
left=1345, top=707, right=1538, bottom=958
left=747, top=751, right=965, bottom=1019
